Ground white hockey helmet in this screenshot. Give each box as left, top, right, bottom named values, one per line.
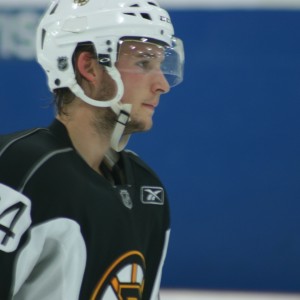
left=36, top=0, right=184, bottom=150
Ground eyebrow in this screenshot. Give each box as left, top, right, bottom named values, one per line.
left=136, top=52, right=156, bottom=58
left=134, top=51, right=165, bottom=60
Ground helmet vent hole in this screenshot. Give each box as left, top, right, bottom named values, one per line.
left=41, top=29, right=46, bottom=50
left=140, top=13, right=152, bottom=21
left=124, top=13, right=136, bottom=17
left=49, top=3, right=59, bottom=15
left=148, top=2, right=158, bottom=6
left=130, top=4, right=140, bottom=7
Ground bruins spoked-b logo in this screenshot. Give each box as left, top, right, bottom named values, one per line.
left=91, top=251, right=146, bottom=300
left=74, top=0, right=89, bottom=6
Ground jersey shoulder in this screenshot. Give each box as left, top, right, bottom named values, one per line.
left=123, top=149, right=162, bottom=183
left=0, top=127, right=67, bottom=190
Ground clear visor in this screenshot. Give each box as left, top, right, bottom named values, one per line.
left=116, top=37, right=184, bottom=88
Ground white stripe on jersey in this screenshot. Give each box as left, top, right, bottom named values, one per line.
left=12, top=218, right=87, bottom=300
left=150, top=229, right=171, bottom=300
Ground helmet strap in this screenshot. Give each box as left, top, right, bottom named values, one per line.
left=110, top=103, right=132, bottom=152
left=68, top=65, right=124, bottom=108
left=68, top=66, right=132, bottom=152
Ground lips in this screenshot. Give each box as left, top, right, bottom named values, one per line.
left=143, top=99, right=159, bottom=108
left=143, top=103, right=156, bottom=110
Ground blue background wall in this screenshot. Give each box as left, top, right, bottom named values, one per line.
left=1, top=3, right=300, bottom=293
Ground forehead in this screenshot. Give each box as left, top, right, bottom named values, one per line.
left=119, top=40, right=165, bottom=58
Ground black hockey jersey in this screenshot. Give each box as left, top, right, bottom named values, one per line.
left=0, top=119, right=170, bottom=300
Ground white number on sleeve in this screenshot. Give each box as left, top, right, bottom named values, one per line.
left=0, top=183, right=31, bottom=253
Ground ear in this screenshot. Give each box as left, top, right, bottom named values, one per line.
left=76, top=52, right=99, bottom=84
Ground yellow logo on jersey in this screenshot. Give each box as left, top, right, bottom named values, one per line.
left=91, top=251, right=146, bottom=300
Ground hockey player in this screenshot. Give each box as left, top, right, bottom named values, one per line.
left=0, top=0, right=184, bottom=299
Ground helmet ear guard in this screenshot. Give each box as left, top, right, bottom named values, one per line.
left=36, top=0, right=184, bottom=151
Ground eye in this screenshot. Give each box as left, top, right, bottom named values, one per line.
left=136, top=60, right=151, bottom=70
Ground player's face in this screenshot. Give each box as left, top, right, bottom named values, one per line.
left=116, top=41, right=170, bottom=133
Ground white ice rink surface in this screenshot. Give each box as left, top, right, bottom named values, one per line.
left=160, top=289, right=300, bottom=300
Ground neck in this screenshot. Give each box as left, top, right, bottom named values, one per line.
left=57, top=104, right=112, bottom=174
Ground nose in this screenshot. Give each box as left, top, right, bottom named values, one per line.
left=152, top=71, right=170, bottom=95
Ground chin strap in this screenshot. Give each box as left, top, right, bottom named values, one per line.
left=68, top=65, right=132, bottom=152
left=110, top=102, right=132, bottom=152
left=68, top=66, right=124, bottom=108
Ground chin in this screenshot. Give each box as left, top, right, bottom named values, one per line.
left=140, top=119, right=153, bottom=132
left=124, top=119, right=153, bottom=134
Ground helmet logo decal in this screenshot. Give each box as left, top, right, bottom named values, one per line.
left=57, top=57, right=68, bottom=71
left=160, top=16, right=171, bottom=24
left=74, top=0, right=89, bottom=6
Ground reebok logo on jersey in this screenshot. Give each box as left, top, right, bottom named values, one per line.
left=141, top=187, right=164, bottom=205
